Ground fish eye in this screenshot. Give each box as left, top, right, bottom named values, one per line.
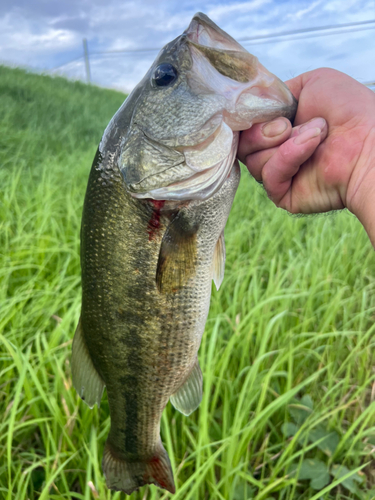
left=152, top=63, right=178, bottom=87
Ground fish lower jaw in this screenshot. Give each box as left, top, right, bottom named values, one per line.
left=129, top=131, right=239, bottom=202
left=129, top=160, right=233, bottom=202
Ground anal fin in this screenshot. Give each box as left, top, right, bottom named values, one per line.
left=213, top=231, right=226, bottom=291
left=170, top=359, right=203, bottom=416
left=71, top=318, right=105, bottom=408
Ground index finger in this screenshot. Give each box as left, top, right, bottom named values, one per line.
left=284, top=75, right=303, bottom=101
left=237, top=117, right=292, bottom=162
left=285, top=69, right=318, bottom=101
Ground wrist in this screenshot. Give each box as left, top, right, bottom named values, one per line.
left=350, top=180, right=375, bottom=248
left=347, top=127, right=375, bottom=247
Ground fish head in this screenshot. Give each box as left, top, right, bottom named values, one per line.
left=118, top=12, right=297, bottom=201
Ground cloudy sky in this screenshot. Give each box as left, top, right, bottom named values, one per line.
left=0, top=0, right=374, bottom=92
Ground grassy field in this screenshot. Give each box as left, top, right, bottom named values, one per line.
left=1, top=65, right=375, bottom=500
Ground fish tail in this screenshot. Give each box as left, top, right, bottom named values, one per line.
left=102, top=440, right=175, bottom=495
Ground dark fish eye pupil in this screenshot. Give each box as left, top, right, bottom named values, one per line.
left=152, top=63, right=178, bottom=87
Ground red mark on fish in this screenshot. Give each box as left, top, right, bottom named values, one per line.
left=147, top=200, right=165, bottom=240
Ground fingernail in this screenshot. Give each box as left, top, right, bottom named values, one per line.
left=299, top=117, right=326, bottom=133
left=294, top=127, right=321, bottom=145
left=262, top=118, right=288, bottom=138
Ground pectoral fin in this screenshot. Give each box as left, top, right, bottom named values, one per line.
left=71, top=318, right=105, bottom=408
left=170, top=359, right=203, bottom=416
left=156, top=210, right=198, bottom=294
left=213, top=231, right=226, bottom=291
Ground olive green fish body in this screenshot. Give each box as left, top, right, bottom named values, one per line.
left=72, top=12, right=297, bottom=495
left=77, top=148, right=239, bottom=492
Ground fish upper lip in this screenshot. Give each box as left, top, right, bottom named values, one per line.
left=191, top=19, right=202, bottom=41
left=184, top=12, right=246, bottom=53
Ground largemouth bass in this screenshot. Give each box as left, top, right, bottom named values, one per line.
left=72, top=12, right=297, bottom=495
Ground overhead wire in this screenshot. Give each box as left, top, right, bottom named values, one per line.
left=51, top=55, right=88, bottom=71
left=237, top=19, right=375, bottom=42
left=242, top=25, right=375, bottom=45
left=86, top=19, right=375, bottom=55
left=87, top=19, right=375, bottom=55
left=86, top=24, right=375, bottom=57
left=50, top=18, right=375, bottom=80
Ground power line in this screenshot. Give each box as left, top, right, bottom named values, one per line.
left=91, top=47, right=160, bottom=55
left=89, top=19, right=375, bottom=55
left=51, top=19, right=375, bottom=71
left=237, top=19, right=375, bottom=42
left=91, top=25, right=375, bottom=55
left=242, top=25, right=375, bottom=46
left=51, top=55, right=85, bottom=71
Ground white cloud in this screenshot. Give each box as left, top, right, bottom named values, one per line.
left=0, top=0, right=374, bottom=92
left=0, top=11, right=80, bottom=68
left=207, top=0, right=272, bottom=19
left=323, top=0, right=365, bottom=12
left=286, top=0, right=324, bottom=21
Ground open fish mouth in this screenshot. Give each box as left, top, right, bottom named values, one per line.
left=125, top=13, right=297, bottom=202
left=184, top=13, right=297, bottom=129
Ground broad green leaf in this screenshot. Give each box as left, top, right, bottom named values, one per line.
left=308, top=427, right=340, bottom=455
left=331, top=464, right=364, bottom=493
left=288, top=402, right=313, bottom=425
left=310, top=474, right=330, bottom=490
left=232, top=481, right=255, bottom=500
left=298, top=459, right=329, bottom=480
left=318, top=431, right=340, bottom=456
left=281, top=422, right=299, bottom=437
left=297, top=459, right=330, bottom=490
left=300, top=394, right=314, bottom=410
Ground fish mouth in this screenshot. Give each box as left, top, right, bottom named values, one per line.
left=185, top=13, right=297, bottom=125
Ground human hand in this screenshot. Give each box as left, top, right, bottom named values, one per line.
left=238, top=68, right=375, bottom=242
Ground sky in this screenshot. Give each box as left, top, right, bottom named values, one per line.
left=0, top=0, right=374, bottom=93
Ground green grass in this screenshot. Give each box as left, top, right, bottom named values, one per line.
left=1, top=64, right=375, bottom=500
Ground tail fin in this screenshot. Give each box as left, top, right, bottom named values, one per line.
left=102, top=440, right=175, bottom=495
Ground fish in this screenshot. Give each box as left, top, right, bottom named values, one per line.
left=71, top=12, right=297, bottom=495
